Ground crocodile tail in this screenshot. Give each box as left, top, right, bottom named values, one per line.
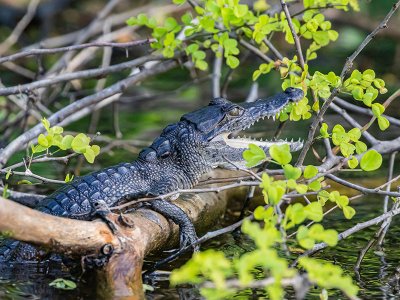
left=0, top=239, right=40, bottom=262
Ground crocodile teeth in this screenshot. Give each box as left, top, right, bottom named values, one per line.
left=272, top=116, right=276, bottom=121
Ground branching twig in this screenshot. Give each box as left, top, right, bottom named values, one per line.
left=0, top=60, right=179, bottom=168
left=0, top=0, right=40, bottom=55
left=0, top=55, right=164, bottom=96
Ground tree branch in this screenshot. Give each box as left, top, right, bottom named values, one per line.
left=0, top=60, right=178, bottom=168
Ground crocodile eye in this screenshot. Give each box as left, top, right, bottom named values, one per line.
left=159, top=151, right=170, bottom=159
left=154, top=138, right=171, bottom=159
left=228, top=106, right=242, bottom=117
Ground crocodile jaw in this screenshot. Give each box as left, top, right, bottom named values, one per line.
left=222, top=134, right=304, bottom=152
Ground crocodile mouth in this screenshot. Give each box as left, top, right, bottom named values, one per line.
left=222, top=134, right=303, bottom=151
left=212, top=109, right=304, bottom=152
left=212, top=102, right=303, bottom=151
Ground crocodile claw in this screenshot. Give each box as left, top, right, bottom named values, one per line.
left=179, top=222, right=199, bottom=252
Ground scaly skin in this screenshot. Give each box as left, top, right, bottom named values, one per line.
left=0, top=87, right=304, bottom=262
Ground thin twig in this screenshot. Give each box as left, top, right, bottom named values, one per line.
left=110, top=181, right=259, bottom=210
left=212, top=48, right=223, bottom=98
left=280, top=0, right=305, bottom=69
left=326, top=174, right=400, bottom=198
left=0, top=39, right=154, bottom=64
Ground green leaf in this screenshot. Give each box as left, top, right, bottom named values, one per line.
left=267, top=185, right=285, bottom=205
left=332, top=124, right=349, bottom=146
left=355, top=141, right=367, bottom=154
left=181, top=12, right=192, bottom=25
left=164, top=17, right=179, bottom=31
left=336, top=195, right=349, bottom=208
left=360, top=150, right=382, bottom=171
left=362, top=69, right=375, bottom=81
left=340, top=142, right=356, bottom=157
left=64, top=173, right=74, bottom=183
left=328, top=30, right=338, bottom=41
left=5, top=169, right=11, bottom=180
left=17, top=180, right=33, bottom=185
left=254, top=206, right=266, bottom=220
left=348, top=156, right=359, bottom=169
left=285, top=203, right=306, bottom=228
left=320, top=123, right=329, bottom=138
left=71, top=133, right=91, bottom=153
left=287, top=179, right=297, bottom=191
left=41, top=118, right=51, bottom=132
left=308, top=179, right=321, bottom=191
left=318, top=190, right=330, bottom=205
left=313, top=31, right=330, bottom=46
left=50, top=126, right=63, bottom=135
left=377, top=116, right=390, bottom=131
left=283, top=164, right=302, bottom=180
left=371, top=103, right=385, bottom=117
left=348, top=128, right=361, bottom=142
left=269, top=144, right=292, bottom=165
left=243, top=144, right=267, bottom=167
left=195, top=60, right=208, bottom=71
left=343, top=206, right=356, bottom=219
left=323, top=229, right=338, bottom=246
left=297, top=226, right=315, bottom=249
left=295, top=184, right=308, bottom=194
left=304, top=165, right=318, bottom=179
left=38, top=134, right=49, bottom=147
left=61, top=135, right=74, bottom=150
left=234, top=4, right=248, bottom=18
left=83, top=146, right=95, bottom=163
left=226, top=55, right=239, bottom=69
left=304, top=202, right=323, bottom=222
left=351, top=86, right=364, bottom=101
left=91, top=145, right=100, bottom=156
left=49, top=278, right=77, bottom=290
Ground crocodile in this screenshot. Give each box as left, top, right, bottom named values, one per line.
left=0, top=87, right=304, bottom=262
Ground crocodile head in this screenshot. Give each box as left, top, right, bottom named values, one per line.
left=180, top=87, right=304, bottom=168
left=138, top=87, right=304, bottom=191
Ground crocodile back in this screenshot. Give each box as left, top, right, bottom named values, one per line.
left=0, top=162, right=146, bottom=262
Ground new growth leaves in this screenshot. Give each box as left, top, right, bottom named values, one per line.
left=32, top=118, right=100, bottom=164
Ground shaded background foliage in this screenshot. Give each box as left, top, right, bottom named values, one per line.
left=0, top=0, right=400, bottom=299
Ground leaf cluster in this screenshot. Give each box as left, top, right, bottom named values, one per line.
left=32, top=118, right=100, bottom=164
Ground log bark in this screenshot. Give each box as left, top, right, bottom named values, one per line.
left=0, top=170, right=247, bottom=299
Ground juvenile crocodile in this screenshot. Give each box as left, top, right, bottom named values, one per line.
left=0, top=87, right=304, bottom=262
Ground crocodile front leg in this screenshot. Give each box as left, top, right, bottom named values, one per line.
left=147, top=199, right=199, bottom=251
